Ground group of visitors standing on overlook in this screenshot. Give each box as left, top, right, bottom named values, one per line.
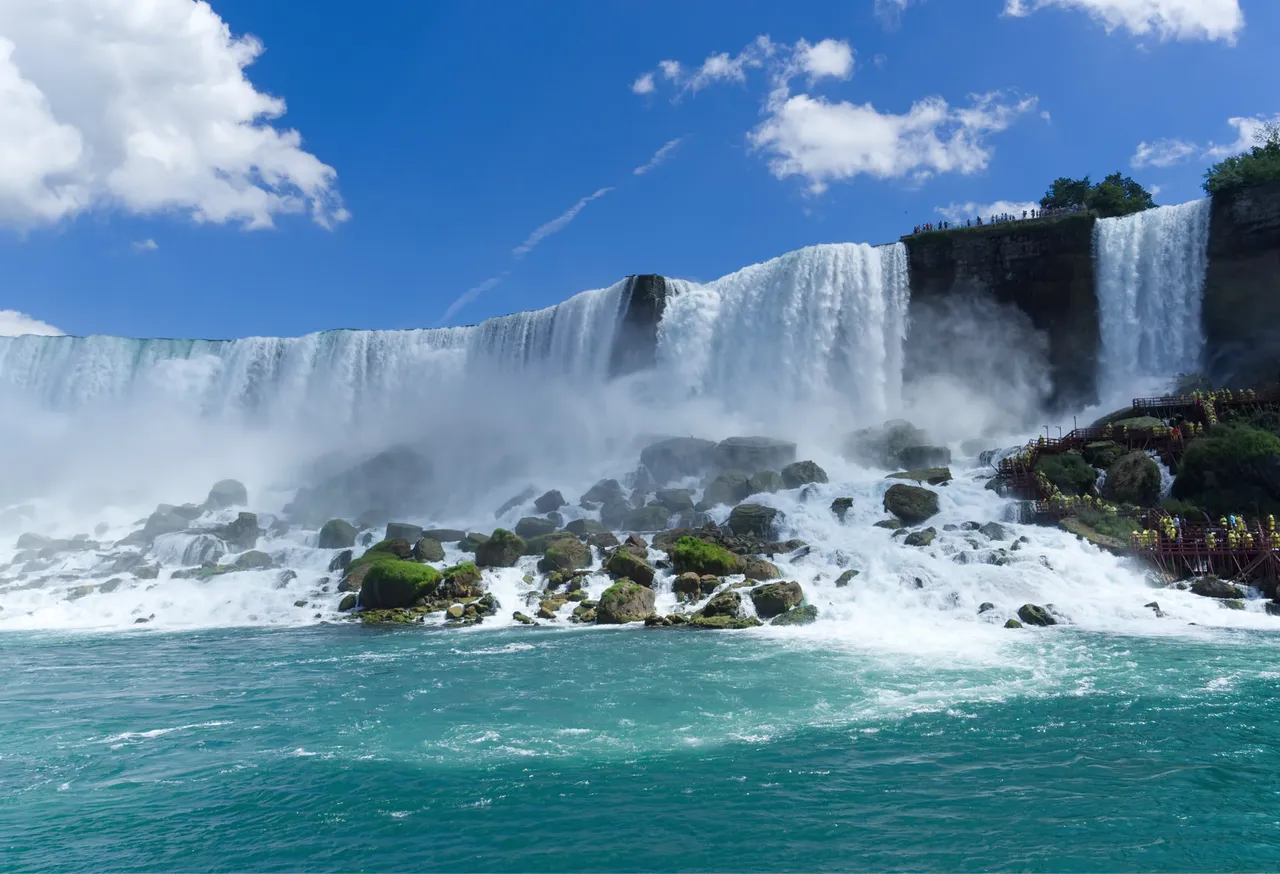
left=912, top=202, right=1086, bottom=235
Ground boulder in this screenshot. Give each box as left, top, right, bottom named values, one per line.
left=495, top=487, right=537, bottom=518
left=883, top=484, right=939, bottom=525
left=701, top=471, right=752, bottom=509
left=233, top=550, right=274, bottom=570
left=600, top=500, right=631, bottom=530
left=338, top=594, right=357, bottom=612
left=835, top=569, right=859, bottom=587
left=747, top=471, right=785, bottom=494
left=622, top=505, right=670, bottom=533
left=742, top=557, right=780, bottom=581
left=887, top=468, right=952, bottom=486
left=780, top=461, right=828, bottom=490
left=1082, top=441, right=1126, bottom=470
left=830, top=497, right=854, bottom=521
left=595, top=580, right=656, bottom=624
left=285, top=446, right=431, bottom=525
left=475, top=529, right=525, bottom=567
left=670, top=536, right=745, bottom=576
left=437, top=562, right=484, bottom=600
left=771, top=604, right=818, bottom=626
left=1017, top=604, right=1056, bottom=627
left=513, top=611, right=535, bottom=625
left=689, top=614, right=763, bottom=629
left=205, top=479, right=248, bottom=510
left=978, top=602, right=995, bottom=614
left=318, top=519, right=358, bottom=549
left=750, top=581, right=803, bottom=618
left=640, top=437, right=720, bottom=484
left=329, top=549, right=353, bottom=572
left=413, top=537, right=445, bottom=562
left=606, top=549, right=656, bottom=587
left=458, top=532, right=489, bottom=553
left=1101, top=451, right=1162, bottom=507
left=423, top=528, right=466, bottom=543
left=903, top=527, right=937, bottom=547
left=534, top=490, right=566, bottom=513
left=674, top=572, right=704, bottom=602
left=1190, top=577, right=1246, bottom=599
left=217, top=512, right=260, bottom=551
left=538, top=538, right=592, bottom=573
left=143, top=507, right=189, bottom=540
left=1005, top=618, right=1023, bottom=629
left=178, top=535, right=226, bottom=567
left=582, top=478, right=627, bottom=506
left=714, top=436, right=797, bottom=474
left=841, top=420, right=928, bottom=468
left=1035, top=451, right=1097, bottom=497
left=385, top=522, right=424, bottom=543
left=700, top=589, right=742, bottom=618
left=655, top=488, right=695, bottom=513
left=727, top=503, right=782, bottom=539
left=979, top=522, right=1010, bottom=541
left=897, top=445, right=952, bottom=469
left=1172, top=425, right=1280, bottom=517
left=514, top=516, right=557, bottom=540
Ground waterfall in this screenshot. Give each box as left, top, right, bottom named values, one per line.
left=1094, top=199, right=1212, bottom=400
left=653, top=243, right=910, bottom=424
left=0, top=282, right=630, bottom=423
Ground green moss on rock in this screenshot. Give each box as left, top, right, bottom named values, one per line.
left=475, top=529, right=525, bottom=567
left=670, top=536, right=744, bottom=576
left=359, top=559, right=442, bottom=609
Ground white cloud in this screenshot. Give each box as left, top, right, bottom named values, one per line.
left=440, top=273, right=507, bottom=324
left=132, top=238, right=159, bottom=252
left=631, top=73, right=655, bottom=95
left=512, top=187, right=613, bottom=259
left=751, top=89, right=1039, bottom=193
left=875, top=0, right=926, bottom=27
left=1204, top=114, right=1280, bottom=159
left=0, top=309, right=63, bottom=336
left=659, top=60, right=682, bottom=80
left=1128, top=114, right=1280, bottom=170
left=797, top=39, right=854, bottom=82
left=633, top=138, right=684, bottom=176
left=935, top=199, right=1040, bottom=222
left=687, top=37, right=777, bottom=92
left=0, top=0, right=345, bottom=232
left=1003, top=0, right=1244, bottom=44
left=1131, top=138, right=1197, bottom=168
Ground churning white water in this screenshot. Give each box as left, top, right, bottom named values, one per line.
left=1094, top=199, right=1212, bottom=401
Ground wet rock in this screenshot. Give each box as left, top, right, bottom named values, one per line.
left=276, top=570, right=298, bottom=588
left=234, top=550, right=274, bottom=570
left=495, top=487, right=537, bottom=519
left=338, top=594, right=357, bottom=611
left=606, top=549, right=656, bottom=587
left=600, top=500, right=630, bottom=530
left=1017, top=604, right=1055, bottom=627
left=750, top=581, right=803, bottom=618
left=319, top=519, right=358, bottom=549
left=1190, top=577, right=1246, bottom=599
left=1266, top=602, right=1280, bottom=617
left=830, top=497, right=854, bottom=521
left=459, top=532, right=490, bottom=553
left=622, top=505, right=670, bottom=533
left=903, top=527, right=937, bottom=547
left=596, top=580, right=656, bottom=624
left=423, top=529, right=466, bottom=543
left=655, top=488, right=695, bottom=513
left=1144, top=600, right=1165, bottom=618
left=437, top=562, right=484, bottom=601
left=475, top=529, right=525, bottom=568
left=413, top=537, right=445, bottom=562
left=640, top=437, right=720, bottom=484
left=1220, top=599, right=1245, bottom=611
left=285, top=447, right=432, bottom=525
left=781, top=460, right=828, bottom=490
left=205, top=479, right=248, bottom=510
left=1102, top=451, right=1162, bottom=508
left=565, top=518, right=607, bottom=538
left=742, top=557, right=781, bottom=581
left=534, top=490, right=566, bottom=514
left=513, top=611, right=535, bottom=625
left=841, top=420, right=928, bottom=468
left=582, top=478, right=627, bottom=506
left=537, top=538, right=592, bottom=573
left=674, top=572, right=703, bottom=602
left=978, top=522, right=1010, bottom=541
left=588, top=531, right=620, bottom=550
left=835, top=569, right=859, bottom=588
left=385, top=522, right=424, bottom=543
left=727, top=503, right=781, bottom=539
left=978, top=602, right=995, bottom=614
left=873, top=518, right=903, bottom=530
left=513, top=516, right=557, bottom=540
left=217, top=512, right=260, bottom=551
left=446, top=604, right=465, bottom=620
left=700, top=589, right=743, bottom=618
left=143, top=507, right=189, bottom=540
left=1004, top=618, right=1023, bottom=629
left=771, top=604, right=818, bottom=626
left=887, top=468, right=952, bottom=486
left=748, top=471, right=785, bottom=495
left=701, top=471, right=752, bottom=509
left=883, top=484, right=939, bottom=525
left=714, top=436, right=797, bottom=474
left=898, top=445, right=952, bottom=469
left=689, top=614, right=763, bottom=629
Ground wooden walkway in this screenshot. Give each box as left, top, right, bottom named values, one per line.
left=1130, top=518, right=1280, bottom=593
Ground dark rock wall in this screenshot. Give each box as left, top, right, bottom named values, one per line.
left=608, top=274, right=668, bottom=377
left=902, top=215, right=1100, bottom=409
left=1203, top=180, right=1280, bottom=387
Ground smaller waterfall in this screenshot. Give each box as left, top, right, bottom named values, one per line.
left=1094, top=199, right=1212, bottom=399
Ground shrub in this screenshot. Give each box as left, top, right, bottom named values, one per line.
left=1041, top=172, right=1155, bottom=217
left=1036, top=451, right=1098, bottom=496
left=1173, top=424, right=1280, bottom=516
left=1204, top=122, right=1280, bottom=196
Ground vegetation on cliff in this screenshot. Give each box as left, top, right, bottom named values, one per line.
left=1173, top=424, right=1280, bottom=516
left=1204, top=122, right=1280, bottom=197
left=1040, top=172, right=1154, bottom=217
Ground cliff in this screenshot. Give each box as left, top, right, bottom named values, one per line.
left=608, top=274, right=668, bottom=377
left=1202, top=180, right=1280, bottom=387
left=902, top=215, right=1099, bottom=409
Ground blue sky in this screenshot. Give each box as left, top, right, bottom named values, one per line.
left=0, top=0, right=1272, bottom=339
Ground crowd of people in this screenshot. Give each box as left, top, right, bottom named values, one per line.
left=1134, top=513, right=1279, bottom=551
left=911, top=202, right=1086, bottom=235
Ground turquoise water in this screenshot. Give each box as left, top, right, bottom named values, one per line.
left=5, top=624, right=1280, bottom=872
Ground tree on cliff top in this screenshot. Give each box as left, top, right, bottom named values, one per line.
left=1204, top=122, right=1280, bottom=196
left=1040, top=173, right=1155, bottom=218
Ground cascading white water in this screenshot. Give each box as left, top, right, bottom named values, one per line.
left=1094, top=199, right=1212, bottom=401
left=653, top=243, right=910, bottom=424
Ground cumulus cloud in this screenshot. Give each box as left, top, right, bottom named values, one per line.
left=1130, top=114, right=1280, bottom=169
left=875, top=0, right=926, bottom=28
left=132, top=238, right=159, bottom=253
left=0, top=0, right=345, bottom=231
left=633, top=138, right=685, bottom=176
left=0, top=310, right=63, bottom=336
left=635, top=36, right=1038, bottom=193
left=935, top=199, right=1040, bottom=222
left=631, top=73, right=655, bottom=95
left=1003, top=0, right=1244, bottom=44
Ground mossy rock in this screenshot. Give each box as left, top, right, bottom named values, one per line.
left=883, top=484, right=939, bottom=525
left=1173, top=424, right=1280, bottom=517
left=318, top=519, right=358, bottom=549
left=674, top=571, right=703, bottom=602
left=1081, top=441, right=1126, bottom=470
left=522, top=531, right=578, bottom=556
left=873, top=518, right=903, bottom=530
left=514, top=516, right=557, bottom=539
left=359, top=608, right=423, bottom=625
left=835, top=569, right=859, bottom=587
left=903, top=527, right=937, bottom=547
left=234, top=550, right=274, bottom=570
left=475, top=529, right=525, bottom=567
left=689, top=614, right=763, bottom=630
left=886, top=468, right=952, bottom=486
left=565, top=518, right=607, bottom=537
left=605, top=549, right=656, bottom=586
left=438, top=562, right=483, bottom=600
left=413, top=537, right=445, bottom=562
left=459, top=532, right=490, bottom=552
left=670, top=536, right=745, bottom=576
left=1004, top=618, right=1023, bottom=629
left=359, top=559, right=442, bottom=609
left=537, top=597, right=568, bottom=619
left=699, top=589, right=742, bottom=618
left=596, top=580, right=656, bottom=624
left=1017, top=604, right=1055, bottom=627
left=770, top=604, right=818, bottom=626
left=513, top=611, right=535, bottom=625
left=343, top=538, right=414, bottom=580
left=750, top=581, right=803, bottom=618
left=1102, top=451, right=1161, bottom=507
left=538, top=538, right=592, bottom=573
left=338, top=593, right=357, bottom=612
left=1111, top=416, right=1165, bottom=432
left=1035, top=451, right=1097, bottom=496
left=742, top=557, right=780, bottom=581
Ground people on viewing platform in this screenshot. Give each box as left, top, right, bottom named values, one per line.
left=911, top=202, right=1086, bottom=235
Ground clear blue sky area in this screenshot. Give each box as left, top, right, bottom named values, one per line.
left=1, top=0, right=1272, bottom=338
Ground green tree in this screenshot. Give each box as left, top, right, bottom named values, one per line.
left=1203, top=121, right=1280, bottom=196
left=1040, top=173, right=1155, bottom=217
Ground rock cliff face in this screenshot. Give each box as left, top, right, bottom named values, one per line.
left=902, top=215, right=1099, bottom=410
left=608, top=274, right=668, bottom=377
left=1202, top=180, right=1280, bottom=387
